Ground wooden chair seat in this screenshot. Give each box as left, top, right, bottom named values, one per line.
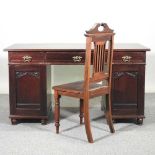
left=53, top=81, right=109, bottom=98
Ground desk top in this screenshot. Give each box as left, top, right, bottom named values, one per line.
left=4, top=43, right=150, bottom=52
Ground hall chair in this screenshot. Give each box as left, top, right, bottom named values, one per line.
left=53, top=23, right=115, bottom=143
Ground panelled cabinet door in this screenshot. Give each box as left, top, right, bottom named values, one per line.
left=112, top=64, right=145, bottom=117
left=9, top=65, right=47, bottom=116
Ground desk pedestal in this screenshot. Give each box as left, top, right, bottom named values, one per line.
left=112, top=64, right=145, bottom=124
left=9, top=65, right=51, bottom=124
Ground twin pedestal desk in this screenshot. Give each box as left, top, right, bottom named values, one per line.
left=4, top=43, right=150, bottom=125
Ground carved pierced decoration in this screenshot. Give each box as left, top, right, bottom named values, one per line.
left=86, top=23, right=113, bottom=34
left=113, top=72, right=138, bottom=79
left=16, top=72, right=40, bottom=78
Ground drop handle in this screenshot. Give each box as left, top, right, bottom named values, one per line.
left=122, top=56, right=132, bottom=62
left=72, top=56, right=82, bottom=62
left=22, top=55, right=32, bottom=62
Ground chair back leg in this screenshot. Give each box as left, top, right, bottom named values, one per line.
left=106, top=94, right=115, bottom=133
left=84, top=99, right=94, bottom=143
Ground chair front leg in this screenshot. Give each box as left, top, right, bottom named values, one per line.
left=79, top=99, right=84, bottom=124
left=54, top=90, right=60, bottom=134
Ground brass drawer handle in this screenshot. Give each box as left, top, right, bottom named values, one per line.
left=122, top=56, right=132, bottom=62
left=22, top=55, right=32, bottom=62
left=72, top=56, right=82, bottom=62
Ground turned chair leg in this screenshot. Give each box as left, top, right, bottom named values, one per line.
left=79, top=99, right=84, bottom=124
left=54, top=90, right=60, bottom=134
left=84, top=99, right=94, bottom=143
left=106, top=94, right=115, bottom=133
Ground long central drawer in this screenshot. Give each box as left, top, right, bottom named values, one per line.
left=46, top=51, right=85, bottom=64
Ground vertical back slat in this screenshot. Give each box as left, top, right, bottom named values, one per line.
left=93, top=42, right=107, bottom=74
left=93, top=43, right=96, bottom=73
left=96, top=44, right=98, bottom=72
left=101, top=43, right=105, bottom=71
left=106, top=41, right=111, bottom=72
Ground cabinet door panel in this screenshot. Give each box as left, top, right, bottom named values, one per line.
left=112, top=64, right=145, bottom=116
left=16, top=71, right=41, bottom=109
left=112, top=71, right=138, bottom=108
left=9, top=65, right=46, bottom=116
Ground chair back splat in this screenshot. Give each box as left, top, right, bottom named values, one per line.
left=85, top=23, right=114, bottom=84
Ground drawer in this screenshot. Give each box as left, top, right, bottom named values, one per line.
left=46, top=52, right=85, bottom=64
left=9, top=52, right=45, bottom=63
left=113, top=52, right=146, bottom=64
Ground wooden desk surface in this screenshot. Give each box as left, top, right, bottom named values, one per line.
left=4, top=43, right=150, bottom=52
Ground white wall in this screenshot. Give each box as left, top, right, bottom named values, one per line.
left=0, top=0, right=155, bottom=93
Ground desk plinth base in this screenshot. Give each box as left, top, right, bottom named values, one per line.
left=10, top=115, right=48, bottom=125
left=112, top=115, right=144, bottom=125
